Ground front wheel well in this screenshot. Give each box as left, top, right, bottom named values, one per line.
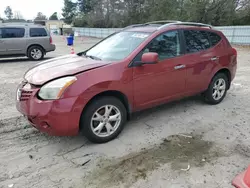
left=80, top=91, right=131, bottom=126
left=214, top=68, right=231, bottom=89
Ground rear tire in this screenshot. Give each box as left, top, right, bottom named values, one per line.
left=80, top=96, right=127, bottom=143
left=28, top=46, right=45, bottom=61
left=203, top=73, right=229, bottom=105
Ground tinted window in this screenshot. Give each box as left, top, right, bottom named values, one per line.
left=208, top=32, right=221, bottom=46
left=0, top=29, right=2, bottom=38
left=2, top=28, right=25, bottom=38
left=30, top=28, right=48, bottom=37
left=184, top=30, right=210, bottom=53
left=143, top=30, right=181, bottom=60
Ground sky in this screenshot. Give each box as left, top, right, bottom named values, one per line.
left=0, top=0, right=64, bottom=20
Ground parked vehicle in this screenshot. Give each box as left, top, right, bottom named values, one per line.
left=16, top=21, right=237, bottom=143
left=0, top=23, right=55, bottom=60
left=232, top=166, right=250, bottom=188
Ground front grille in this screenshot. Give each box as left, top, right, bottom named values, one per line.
left=20, top=90, right=33, bottom=101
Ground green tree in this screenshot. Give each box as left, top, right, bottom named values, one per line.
left=233, top=0, right=250, bottom=25
left=4, top=6, right=13, bottom=19
left=34, top=12, right=47, bottom=20
left=78, top=0, right=93, bottom=13
left=64, top=0, right=250, bottom=27
left=49, top=12, right=59, bottom=20
left=62, top=0, right=77, bottom=24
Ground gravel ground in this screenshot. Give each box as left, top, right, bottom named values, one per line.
left=0, top=36, right=250, bottom=188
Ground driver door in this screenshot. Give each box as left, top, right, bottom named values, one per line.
left=132, top=30, right=187, bottom=110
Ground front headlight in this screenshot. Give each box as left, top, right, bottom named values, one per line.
left=38, top=76, right=77, bottom=100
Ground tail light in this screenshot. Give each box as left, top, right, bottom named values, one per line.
left=50, top=36, right=53, bottom=44
left=232, top=47, right=237, bottom=57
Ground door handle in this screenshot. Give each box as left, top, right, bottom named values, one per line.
left=174, top=65, right=186, bottom=70
left=211, top=57, right=219, bottom=61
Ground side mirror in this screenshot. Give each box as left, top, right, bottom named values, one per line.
left=141, top=52, right=159, bottom=64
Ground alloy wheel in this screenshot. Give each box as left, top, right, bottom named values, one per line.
left=91, top=105, right=121, bottom=138
left=31, top=49, right=42, bottom=60
left=212, top=78, right=226, bottom=100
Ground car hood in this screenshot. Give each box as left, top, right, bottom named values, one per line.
left=24, top=54, right=111, bottom=85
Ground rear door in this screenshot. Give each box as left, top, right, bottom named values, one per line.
left=2, top=27, right=26, bottom=55
left=181, top=29, right=218, bottom=93
left=28, top=27, right=50, bottom=49
left=0, top=28, right=6, bottom=55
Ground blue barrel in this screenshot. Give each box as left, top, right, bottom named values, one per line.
left=67, top=36, right=74, bottom=46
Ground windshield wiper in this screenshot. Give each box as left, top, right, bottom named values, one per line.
left=84, top=54, right=102, bottom=61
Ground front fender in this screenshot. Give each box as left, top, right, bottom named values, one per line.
left=62, top=63, right=134, bottom=119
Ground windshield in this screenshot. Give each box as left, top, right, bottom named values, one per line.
left=85, top=31, right=150, bottom=61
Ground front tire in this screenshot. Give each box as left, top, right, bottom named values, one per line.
left=203, top=73, right=229, bottom=105
left=80, top=97, right=127, bottom=143
left=28, top=46, right=45, bottom=61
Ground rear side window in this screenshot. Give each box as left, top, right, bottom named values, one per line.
left=30, top=28, right=48, bottom=37
left=2, top=28, right=25, bottom=38
left=0, top=29, right=2, bottom=38
left=184, top=30, right=210, bottom=53
left=208, top=32, right=221, bottom=46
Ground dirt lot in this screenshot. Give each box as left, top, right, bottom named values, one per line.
left=0, top=36, right=250, bottom=188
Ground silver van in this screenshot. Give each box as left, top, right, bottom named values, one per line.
left=0, top=23, right=56, bottom=60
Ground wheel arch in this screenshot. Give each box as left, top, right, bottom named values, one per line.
left=27, top=44, right=45, bottom=55
left=212, top=68, right=231, bottom=90
left=80, top=90, right=132, bottom=130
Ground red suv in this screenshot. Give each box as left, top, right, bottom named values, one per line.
left=16, top=21, right=237, bottom=143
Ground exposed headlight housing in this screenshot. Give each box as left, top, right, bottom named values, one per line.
left=38, top=76, right=77, bottom=100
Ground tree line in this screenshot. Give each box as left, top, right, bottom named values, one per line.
left=62, top=0, right=250, bottom=27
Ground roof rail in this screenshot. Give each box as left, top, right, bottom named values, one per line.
left=145, top=20, right=181, bottom=25
left=123, top=23, right=149, bottom=29
left=0, top=22, right=38, bottom=26
left=120, top=23, right=150, bottom=32
left=122, top=20, right=181, bottom=30
left=122, top=21, right=212, bottom=32
left=157, top=22, right=213, bottom=30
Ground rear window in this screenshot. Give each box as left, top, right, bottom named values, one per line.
left=2, top=28, right=25, bottom=38
left=208, top=32, right=221, bottom=46
left=30, top=28, right=48, bottom=37
left=184, top=30, right=210, bottom=53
